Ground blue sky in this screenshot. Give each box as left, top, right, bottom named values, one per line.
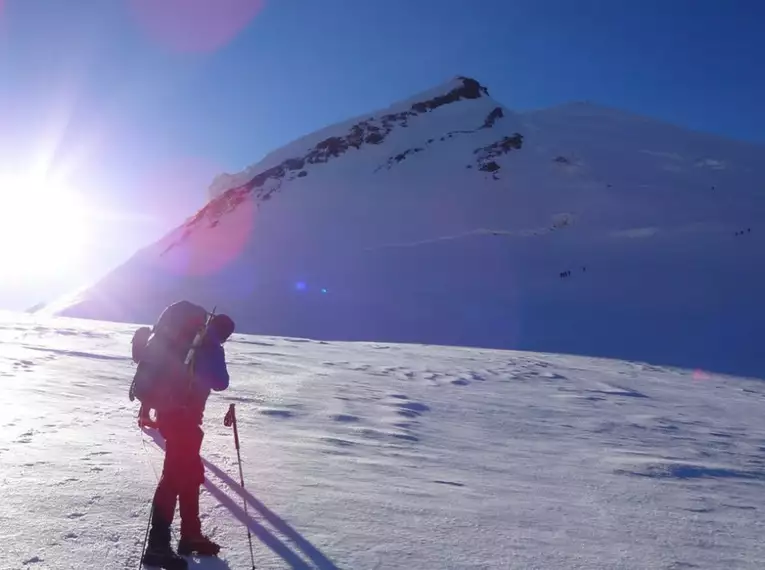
left=0, top=0, right=763, bottom=309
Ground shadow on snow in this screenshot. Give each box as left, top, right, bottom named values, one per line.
left=143, top=428, right=341, bottom=570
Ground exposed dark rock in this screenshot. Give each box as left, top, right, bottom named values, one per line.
left=308, top=136, right=347, bottom=164
left=381, top=111, right=414, bottom=126
left=411, top=77, right=488, bottom=113
left=554, top=155, right=571, bottom=164
left=376, top=147, right=426, bottom=171
left=348, top=125, right=365, bottom=148
left=474, top=133, right=524, bottom=178
left=481, top=107, right=504, bottom=129
left=399, top=148, right=424, bottom=162
left=284, top=157, right=305, bottom=171
left=479, top=161, right=500, bottom=173
left=475, top=134, right=524, bottom=158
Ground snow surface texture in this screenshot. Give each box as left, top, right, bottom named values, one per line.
left=2, top=310, right=765, bottom=570
left=43, top=76, right=765, bottom=378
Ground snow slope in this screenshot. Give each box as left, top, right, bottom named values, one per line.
left=44, top=76, right=765, bottom=378
left=2, top=310, right=765, bottom=570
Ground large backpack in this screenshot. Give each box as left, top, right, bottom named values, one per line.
left=129, top=300, right=214, bottom=410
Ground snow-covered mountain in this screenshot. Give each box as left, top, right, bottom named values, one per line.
left=45, top=76, right=765, bottom=378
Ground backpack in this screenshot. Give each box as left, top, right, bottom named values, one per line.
left=131, top=326, right=152, bottom=363
left=129, top=301, right=214, bottom=410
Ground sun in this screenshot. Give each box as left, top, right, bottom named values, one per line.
left=0, top=175, right=91, bottom=278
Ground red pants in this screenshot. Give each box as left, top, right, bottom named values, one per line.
left=150, top=421, right=205, bottom=543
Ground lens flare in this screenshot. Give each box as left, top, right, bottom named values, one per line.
left=128, top=0, right=266, bottom=53
left=154, top=187, right=256, bottom=278
left=693, top=369, right=710, bottom=381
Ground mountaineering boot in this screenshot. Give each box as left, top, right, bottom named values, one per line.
left=144, top=508, right=187, bottom=569
left=142, top=542, right=188, bottom=570
left=177, top=534, right=221, bottom=557
left=177, top=484, right=220, bottom=556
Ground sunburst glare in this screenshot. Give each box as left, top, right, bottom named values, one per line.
left=0, top=173, right=91, bottom=278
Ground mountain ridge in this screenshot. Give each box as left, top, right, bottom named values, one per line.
left=208, top=76, right=504, bottom=198
left=166, top=76, right=524, bottom=257
left=523, top=99, right=765, bottom=152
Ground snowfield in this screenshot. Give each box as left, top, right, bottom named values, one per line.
left=1, top=310, right=763, bottom=570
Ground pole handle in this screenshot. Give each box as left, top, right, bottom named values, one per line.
left=224, top=403, right=241, bottom=451
left=224, top=403, right=236, bottom=426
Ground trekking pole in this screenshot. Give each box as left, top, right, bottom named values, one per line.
left=137, top=502, right=154, bottom=570
left=224, top=403, right=256, bottom=569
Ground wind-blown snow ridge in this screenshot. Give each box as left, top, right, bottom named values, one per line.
left=367, top=214, right=575, bottom=250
